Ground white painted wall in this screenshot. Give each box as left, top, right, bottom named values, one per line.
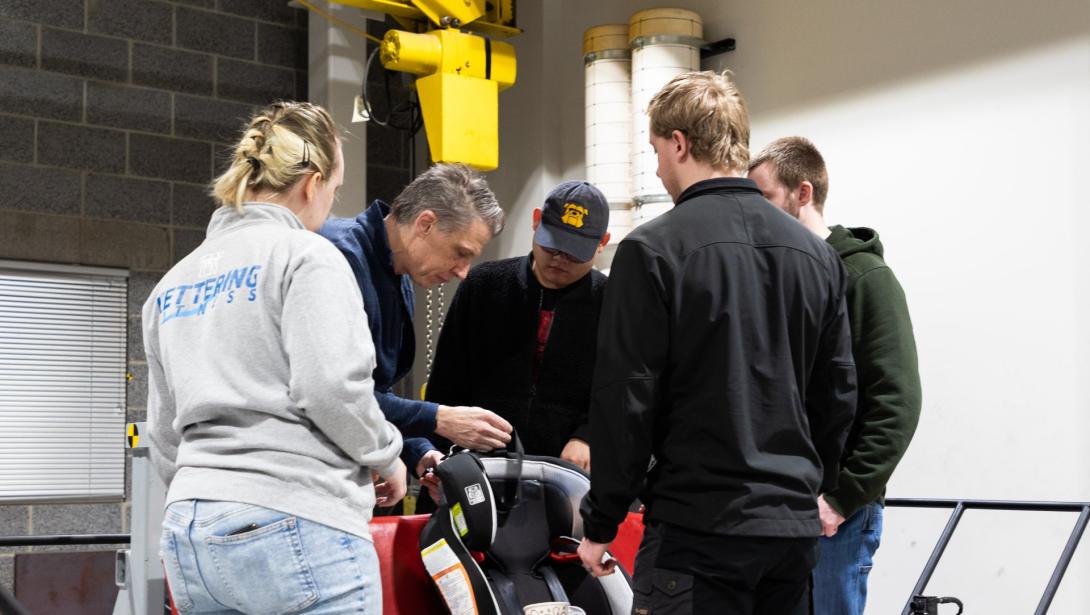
left=484, top=1, right=1090, bottom=613
left=728, top=9, right=1090, bottom=611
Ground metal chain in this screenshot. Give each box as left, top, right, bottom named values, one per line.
left=424, top=287, right=436, bottom=379
left=423, top=286, right=448, bottom=383
left=436, top=286, right=446, bottom=343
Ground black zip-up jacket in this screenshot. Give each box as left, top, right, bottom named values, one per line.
left=580, top=178, right=857, bottom=543
left=426, top=254, right=607, bottom=457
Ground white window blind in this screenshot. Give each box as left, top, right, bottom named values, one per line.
left=0, top=260, right=128, bottom=503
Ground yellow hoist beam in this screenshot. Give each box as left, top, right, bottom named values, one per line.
left=327, top=0, right=520, bottom=171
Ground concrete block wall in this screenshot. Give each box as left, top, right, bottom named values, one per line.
left=0, top=0, right=307, bottom=593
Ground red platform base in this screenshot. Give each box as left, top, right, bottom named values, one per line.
left=169, top=512, right=646, bottom=615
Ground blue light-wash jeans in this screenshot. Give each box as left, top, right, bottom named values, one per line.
left=812, top=502, right=884, bottom=615
left=161, top=500, right=381, bottom=615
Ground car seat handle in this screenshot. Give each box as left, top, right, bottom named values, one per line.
left=493, top=429, right=524, bottom=522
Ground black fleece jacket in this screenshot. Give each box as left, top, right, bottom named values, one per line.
left=580, top=178, right=857, bottom=543
left=425, top=254, right=607, bottom=457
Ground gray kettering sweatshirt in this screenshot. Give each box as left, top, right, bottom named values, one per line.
left=143, top=203, right=402, bottom=540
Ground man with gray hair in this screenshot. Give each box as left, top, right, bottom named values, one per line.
left=320, top=163, right=514, bottom=483
left=749, top=137, right=921, bottom=615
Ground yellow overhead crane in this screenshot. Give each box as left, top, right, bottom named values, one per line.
left=329, top=0, right=520, bottom=171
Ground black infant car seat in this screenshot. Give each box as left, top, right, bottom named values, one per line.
left=418, top=433, right=632, bottom=614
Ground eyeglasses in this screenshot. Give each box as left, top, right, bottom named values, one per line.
left=540, top=246, right=589, bottom=264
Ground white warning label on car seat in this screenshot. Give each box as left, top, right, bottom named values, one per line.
left=421, top=538, right=478, bottom=615
left=465, top=482, right=485, bottom=505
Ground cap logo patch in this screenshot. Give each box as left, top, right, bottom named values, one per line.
left=561, top=203, right=589, bottom=229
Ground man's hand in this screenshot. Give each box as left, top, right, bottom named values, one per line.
left=415, top=449, right=445, bottom=504
left=435, top=405, right=512, bottom=451
left=374, top=459, right=408, bottom=508
left=817, top=494, right=846, bottom=537
left=560, top=438, right=591, bottom=473
left=420, top=471, right=441, bottom=504
left=577, top=537, right=617, bottom=577
left=415, top=449, right=444, bottom=478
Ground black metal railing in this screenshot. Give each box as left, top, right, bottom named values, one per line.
left=886, top=498, right=1090, bottom=615
left=0, top=534, right=130, bottom=548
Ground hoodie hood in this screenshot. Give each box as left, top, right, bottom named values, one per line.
left=206, top=202, right=305, bottom=238
left=827, top=225, right=883, bottom=259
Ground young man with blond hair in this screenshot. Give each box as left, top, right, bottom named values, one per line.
left=577, top=71, right=857, bottom=614
left=750, top=136, right=921, bottom=615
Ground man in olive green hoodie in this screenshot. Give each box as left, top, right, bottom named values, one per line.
left=749, top=137, right=922, bottom=615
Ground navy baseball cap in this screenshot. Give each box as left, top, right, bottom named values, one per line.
left=534, top=180, right=610, bottom=263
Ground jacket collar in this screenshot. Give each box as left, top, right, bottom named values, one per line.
left=357, top=200, right=396, bottom=275
left=356, top=200, right=415, bottom=318
left=675, top=177, right=762, bottom=208
left=517, top=253, right=531, bottom=288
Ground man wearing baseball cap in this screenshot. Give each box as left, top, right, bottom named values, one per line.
left=425, top=180, right=611, bottom=474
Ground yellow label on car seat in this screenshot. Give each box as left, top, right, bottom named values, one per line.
left=451, top=502, right=469, bottom=537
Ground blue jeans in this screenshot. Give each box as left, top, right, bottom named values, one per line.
left=161, top=500, right=381, bottom=615
left=812, top=502, right=884, bottom=615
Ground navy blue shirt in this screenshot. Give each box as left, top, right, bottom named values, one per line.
left=319, top=201, right=438, bottom=467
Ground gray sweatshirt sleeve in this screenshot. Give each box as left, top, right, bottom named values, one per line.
left=145, top=322, right=181, bottom=486
left=282, top=240, right=403, bottom=478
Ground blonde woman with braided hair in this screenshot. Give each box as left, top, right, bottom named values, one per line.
left=144, top=101, right=405, bottom=614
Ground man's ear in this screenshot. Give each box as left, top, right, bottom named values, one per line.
left=672, top=129, right=689, bottom=161
left=797, top=181, right=814, bottom=207
left=598, top=232, right=611, bottom=249
left=414, top=209, right=438, bottom=237
left=531, top=208, right=542, bottom=232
